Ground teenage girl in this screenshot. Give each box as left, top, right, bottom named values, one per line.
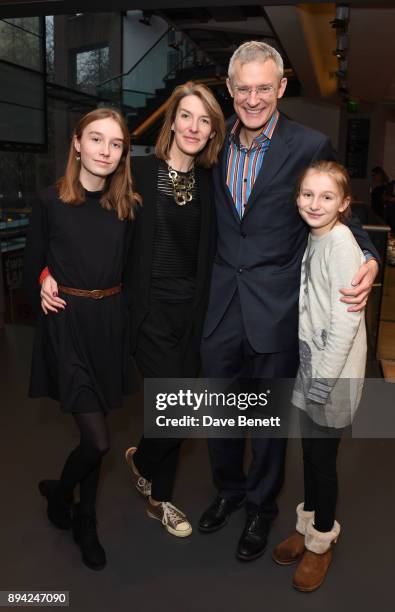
left=24, top=108, right=140, bottom=570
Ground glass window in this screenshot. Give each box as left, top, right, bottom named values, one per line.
left=45, top=16, right=54, bottom=81
left=75, top=46, right=110, bottom=93
left=0, top=17, right=43, bottom=71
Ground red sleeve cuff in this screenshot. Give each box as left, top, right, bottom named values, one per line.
left=39, top=266, right=50, bottom=285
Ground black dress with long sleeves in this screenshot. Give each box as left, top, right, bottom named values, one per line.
left=24, top=186, right=138, bottom=413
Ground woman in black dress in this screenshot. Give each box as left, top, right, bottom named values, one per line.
left=24, top=108, right=141, bottom=570
left=41, top=82, right=225, bottom=538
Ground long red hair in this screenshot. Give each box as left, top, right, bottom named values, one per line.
left=56, top=108, right=141, bottom=220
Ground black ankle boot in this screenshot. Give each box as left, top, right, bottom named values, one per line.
left=38, top=480, right=72, bottom=530
left=72, top=504, right=106, bottom=571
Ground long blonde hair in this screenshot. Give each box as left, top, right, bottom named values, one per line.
left=56, top=107, right=141, bottom=220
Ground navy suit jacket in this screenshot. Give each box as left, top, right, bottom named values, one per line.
left=203, top=112, right=378, bottom=353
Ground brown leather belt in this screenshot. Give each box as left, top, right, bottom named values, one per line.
left=58, top=285, right=122, bottom=300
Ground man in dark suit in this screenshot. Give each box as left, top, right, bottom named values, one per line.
left=198, top=41, right=378, bottom=561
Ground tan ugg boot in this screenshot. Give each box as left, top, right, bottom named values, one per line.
left=272, top=502, right=314, bottom=565
left=293, top=519, right=340, bottom=592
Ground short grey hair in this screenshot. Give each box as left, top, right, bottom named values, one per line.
left=228, top=41, right=284, bottom=80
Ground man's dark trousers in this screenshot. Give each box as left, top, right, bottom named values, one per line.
left=201, top=289, right=298, bottom=520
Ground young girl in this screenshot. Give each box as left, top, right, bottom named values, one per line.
left=272, top=161, right=367, bottom=591
left=24, top=108, right=141, bottom=571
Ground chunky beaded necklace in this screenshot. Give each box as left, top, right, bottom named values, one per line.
left=167, top=163, right=195, bottom=206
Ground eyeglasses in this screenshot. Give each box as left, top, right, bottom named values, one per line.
left=233, top=85, right=275, bottom=99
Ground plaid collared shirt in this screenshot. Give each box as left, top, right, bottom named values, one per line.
left=226, top=110, right=279, bottom=218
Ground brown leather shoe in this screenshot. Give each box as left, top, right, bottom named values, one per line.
left=272, top=531, right=305, bottom=565
left=292, top=548, right=333, bottom=592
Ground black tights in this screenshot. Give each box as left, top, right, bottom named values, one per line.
left=302, top=436, right=341, bottom=532
left=300, top=411, right=342, bottom=533
left=60, top=412, right=110, bottom=514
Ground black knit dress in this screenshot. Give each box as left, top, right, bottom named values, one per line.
left=24, top=186, right=138, bottom=414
